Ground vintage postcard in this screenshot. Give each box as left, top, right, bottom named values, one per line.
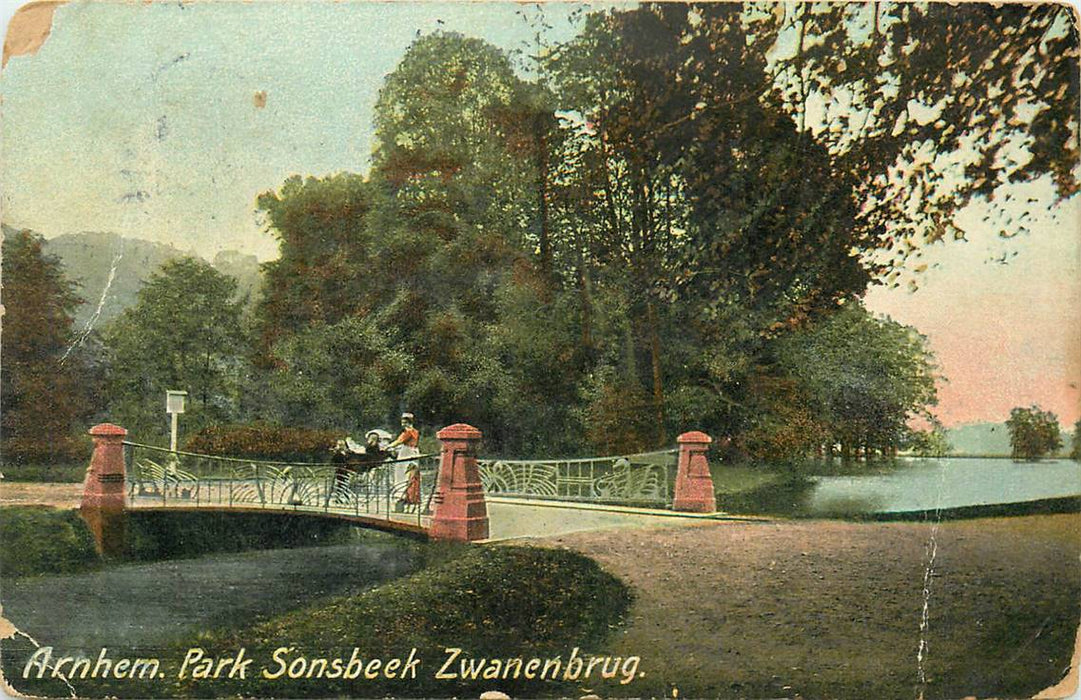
left=1, top=1, right=1079, bottom=698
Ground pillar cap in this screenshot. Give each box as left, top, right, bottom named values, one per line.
left=437, top=423, right=482, bottom=440
left=677, top=430, right=712, bottom=445
left=89, top=423, right=128, bottom=438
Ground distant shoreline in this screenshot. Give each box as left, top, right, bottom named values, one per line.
left=907, top=453, right=1075, bottom=460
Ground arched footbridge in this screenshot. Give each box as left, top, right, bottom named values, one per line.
left=80, top=423, right=729, bottom=555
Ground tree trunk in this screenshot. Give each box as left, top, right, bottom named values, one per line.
left=534, top=116, right=552, bottom=275
left=623, top=319, right=638, bottom=381
left=577, top=244, right=594, bottom=360
left=646, top=300, right=666, bottom=446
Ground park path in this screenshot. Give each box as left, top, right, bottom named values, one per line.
left=0, top=481, right=82, bottom=509
left=522, top=514, right=1081, bottom=699
left=484, top=496, right=761, bottom=540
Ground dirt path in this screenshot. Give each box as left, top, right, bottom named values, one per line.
left=0, top=481, right=82, bottom=509
left=532, top=515, right=1081, bottom=700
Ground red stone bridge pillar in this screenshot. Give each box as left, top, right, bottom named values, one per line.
left=430, top=423, right=489, bottom=542
left=673, top=430, right=717, bottom=513
left=80, top=423, right=128, bottom=557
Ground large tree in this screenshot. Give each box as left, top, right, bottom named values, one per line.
left=0, top=230, right=92, bottom=463
left=364, top=32, right=562, bottom=430
left=772, top=304, right=939, bottom=460
left=105, top=258, right=247, bottom=443
left=1006, top=406, right=1063, bottom=461
left=246, top=5, right=1077, bottom=458
left=253, top=173, right=377, bottom=360
left=544, top=5, right=878, bottom=443
left=541, top=2, right=1076, bottom=446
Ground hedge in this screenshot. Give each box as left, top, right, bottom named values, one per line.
left=183, top=424, right=340, bottom=461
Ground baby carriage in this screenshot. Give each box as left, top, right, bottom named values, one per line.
left=330, top=429, right=394, bottom=501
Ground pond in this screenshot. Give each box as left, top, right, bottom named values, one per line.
left=721, top=458, right=1081, bottom=517
left=0, top=537, right=424, bottom=658
left=809, top=457, right=1081, bottom=514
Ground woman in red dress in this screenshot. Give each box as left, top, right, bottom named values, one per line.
left=389, top=413, right=421, bottom=508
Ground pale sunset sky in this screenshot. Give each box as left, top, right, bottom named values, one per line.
left=2, top=1, right=1079, bottom=429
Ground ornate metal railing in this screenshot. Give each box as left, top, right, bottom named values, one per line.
left=123, top=442, right=440, bottom=528
left=477, top=449, right=678, bottom=506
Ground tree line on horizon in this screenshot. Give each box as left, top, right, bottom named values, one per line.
left=2, top=3, right=1078, bottom=465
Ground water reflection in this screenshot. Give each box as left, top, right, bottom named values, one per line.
left=1, top=536, right=424, bottom=654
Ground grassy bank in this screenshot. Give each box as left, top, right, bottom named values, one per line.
left=12, top=545, right=633, bottom=699
left=0, top=507, right=100, bottom=577
left=0, top=506, right=361, bottom=579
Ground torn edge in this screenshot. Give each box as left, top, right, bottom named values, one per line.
left=0, top=606, right=77, bottom=698
left=1033, top=583, right=1081, bottom=699
left=2, top=0, right=66, bottom=68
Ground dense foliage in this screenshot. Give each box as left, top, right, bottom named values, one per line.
left=5, top=3, right=1077, bottom=463
left=1006, top=406, right=1063, bottom=461
left=767, top=305, right=939, bottom=460
left=244, top=9, right=998, bottom=459
left=0, top=231, right=98, bottom=464
left=183, top=425, right=341, bottom=462
left=104, top=258, right=247, bottom=443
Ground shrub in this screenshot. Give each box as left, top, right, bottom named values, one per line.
left=183, top=424, right=340, bottom=461
left=0, top=461, right=87, bottom=483
left=1, top=434, right=93, bottom=467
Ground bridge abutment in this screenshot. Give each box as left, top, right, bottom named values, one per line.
left=80, top=423, right=128, bottom=557
left=430, top=423, right=489, bottom=542
left=673, top=430, right=717, bottom=513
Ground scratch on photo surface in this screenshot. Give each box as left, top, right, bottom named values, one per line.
left=916, top=466, right=948, bottom=700
left=60, top=241, right=124, bottom=366
left=0, top=606, right=77, bottom=698
left=916, top=518, right=940, bottom=699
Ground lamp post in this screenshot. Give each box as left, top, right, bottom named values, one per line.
left=166, top=390, right=187, bottom=452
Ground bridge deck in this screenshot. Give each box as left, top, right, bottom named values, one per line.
left=127, top=492, right=760, bottom=541
left=129, top=502, right=431, bottom=537
left=484, top=496, right=765, bottom=541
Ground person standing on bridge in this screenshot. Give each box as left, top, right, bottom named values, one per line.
left=388, top=413, right=420, bottom=495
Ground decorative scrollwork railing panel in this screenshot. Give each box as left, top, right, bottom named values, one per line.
left=478, top=449, right=677, bottom=506
left=124, top=441, right=439, bottom=528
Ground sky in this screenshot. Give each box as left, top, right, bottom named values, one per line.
left=1, top=0, right=1079, bottom=429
